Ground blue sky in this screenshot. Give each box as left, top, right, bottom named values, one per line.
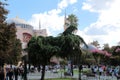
left=7, top=0, right=59, bottom=20
left=7, top=0, right=97, bottom=30
left=6, top=0, right=120, bottom=47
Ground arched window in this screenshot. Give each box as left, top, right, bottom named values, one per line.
left=23, top=33, right=32, bottom=42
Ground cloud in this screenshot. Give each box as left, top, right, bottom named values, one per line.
left=76, top=30, right=93, bottom=44
left=80, top=0, right=120, bottom=46
left=82, top=0, right=114, bottom=13
left=28, top=0, right=77, bottom=36
left=28, top=10, right=64, bottom=31
left=58, top=0, right=77, bottom=9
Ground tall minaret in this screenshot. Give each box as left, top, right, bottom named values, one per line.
left=39, top=19, right=41, bottom=30
left=64, top=10, right=67, bottom=31
left=64, top=10, right=70, bottom=31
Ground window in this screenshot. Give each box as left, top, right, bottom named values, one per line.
left=23, top=33, right=32, bottom=42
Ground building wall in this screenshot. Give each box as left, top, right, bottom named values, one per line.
left=16, top=26, right=33, bottom=49
left=8, top=17, right=47, bottom=50
left=33, top=29, right=47, bottom=37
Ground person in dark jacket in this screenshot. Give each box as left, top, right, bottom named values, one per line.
left=14, top=67, right=19, bottom=80
left=0, top=67, right=4, bottom=80
left=8, top=68, right=13, bottom=80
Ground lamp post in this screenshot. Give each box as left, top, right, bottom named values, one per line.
left=22, top=50, right=28, bottom=80
left=78, top=54, right=82, bottom=80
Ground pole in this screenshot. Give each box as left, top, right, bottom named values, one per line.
left=78, top=64, right=82, bottom=80
left=23, top=55, right=27, bottom=80
left=78, top=53, right=82, bottom=80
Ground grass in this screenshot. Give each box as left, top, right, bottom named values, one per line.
left=30, top=78, right=77, bottom=80
left=45, top=78, right=77, bottom=80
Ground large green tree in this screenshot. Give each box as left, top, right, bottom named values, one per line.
left=27, top=14, right=87, bottom=80
left=60, top=14, right=87, bottom=62
left=112, top=46, right=120, bottom=65
left=59, top=14, right=87, bottom=80
left=0, top=1, right=22, bottom=66
left=27, top=36, right=60, bottom=80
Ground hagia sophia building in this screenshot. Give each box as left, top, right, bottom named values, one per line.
left=7, top=17, right=47, bottom=55
left=6, top=15, right=69, bottom=63
left=7, top=14, right=69, bottom=50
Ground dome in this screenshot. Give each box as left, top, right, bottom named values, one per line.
left=7, top=17, right=33, bottom=29
left=82, top=44, right=97, bottom=51
left=7, top=16, right=29, bottom=25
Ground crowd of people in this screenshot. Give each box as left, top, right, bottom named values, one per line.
left=90, top=65, right=120, bottom=78
left=0, top=64, right=24, bottom=80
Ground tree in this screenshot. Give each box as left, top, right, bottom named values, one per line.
left=27, top=14, right=87, bottom=80
left=103, top=43, right=110, bottom=51
left=9, top=39, right=22, bottom=64
left=102, top=43, right=112, bottom=64
left=112, top=46, right=120, bottom=65
left=0, top=1, right=8, bottom=66
left=61, top=14, right=87, bottom=61
left=90, top=40, right=100, bottom=48
left=59, top=14, right=87, bottom=80
left=0, top=1, right=22, bottom=66
left=27, top=36, right=60, bottom=80
left=0, top=1, right=8, bottom=23
left=67, top=14, right=78, bottom=27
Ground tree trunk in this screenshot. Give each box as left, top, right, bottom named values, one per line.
left=78, top=65, right=82, bottom=80
left=40, top=64, right=45, bottom=80
left=71, top=60, right=74, bottom=76
left=38, top=65, right=41, bottom=72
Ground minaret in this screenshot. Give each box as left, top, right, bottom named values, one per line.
left=64, top=10, right=67, bottom=31
left=39, top=19, right=41, bottom=30
left=64, top=10, right=70, bottom=31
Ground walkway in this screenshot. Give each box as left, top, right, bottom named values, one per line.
left=14, top=70, right=118, bottom=80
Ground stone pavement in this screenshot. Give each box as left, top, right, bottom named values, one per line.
left=15, top=71, right=118, bottom=80
left=26, top=71, right=118, bottom=80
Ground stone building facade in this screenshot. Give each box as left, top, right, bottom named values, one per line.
left=7, top=17, right=47, bottom=55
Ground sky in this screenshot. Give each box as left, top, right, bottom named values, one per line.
left=5, top=0, right=120, bottom=47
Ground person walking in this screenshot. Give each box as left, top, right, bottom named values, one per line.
left=14, top=67, right=19, bottom=80
left=8, top=68, right=14, bottom=80
left=0, top=67, right=4, bottom=80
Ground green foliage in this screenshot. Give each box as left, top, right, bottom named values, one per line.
left=27, top=36, right=61, bottom=80
left=27, top=14, right=87, bottom=80
left=45, top=78, right=76, bottom=80
left=63, top=25, right=77, bottom=35
left=59, top=14, right=87, bottom=64
left=28, top=36, right=60, bottom=66
left=10, top=39, right=22, bottom=64
left=111, top=46, right=120, bottom=65
left=0, top=1, right=22, bottom=66
left=67, top=14, right=78, bottom=27
left=0, top=1, right=8, bottom=23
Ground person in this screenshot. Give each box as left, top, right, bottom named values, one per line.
left=14, top=67, right=19, bottom=80
left=0, top=67, right=4, bottom=80
left=93, top=66, right=98, bottom=76
left=99, top=66, right=103, bottom=76
left=8, top=68, right=13, bottom=80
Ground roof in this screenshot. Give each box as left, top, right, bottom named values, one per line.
left=7, top=16, right=29, bottom=25
left=82, top=44, right=97, bottom=51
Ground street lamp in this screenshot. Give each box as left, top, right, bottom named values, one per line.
left=22, top=50, right=28, bottom=80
